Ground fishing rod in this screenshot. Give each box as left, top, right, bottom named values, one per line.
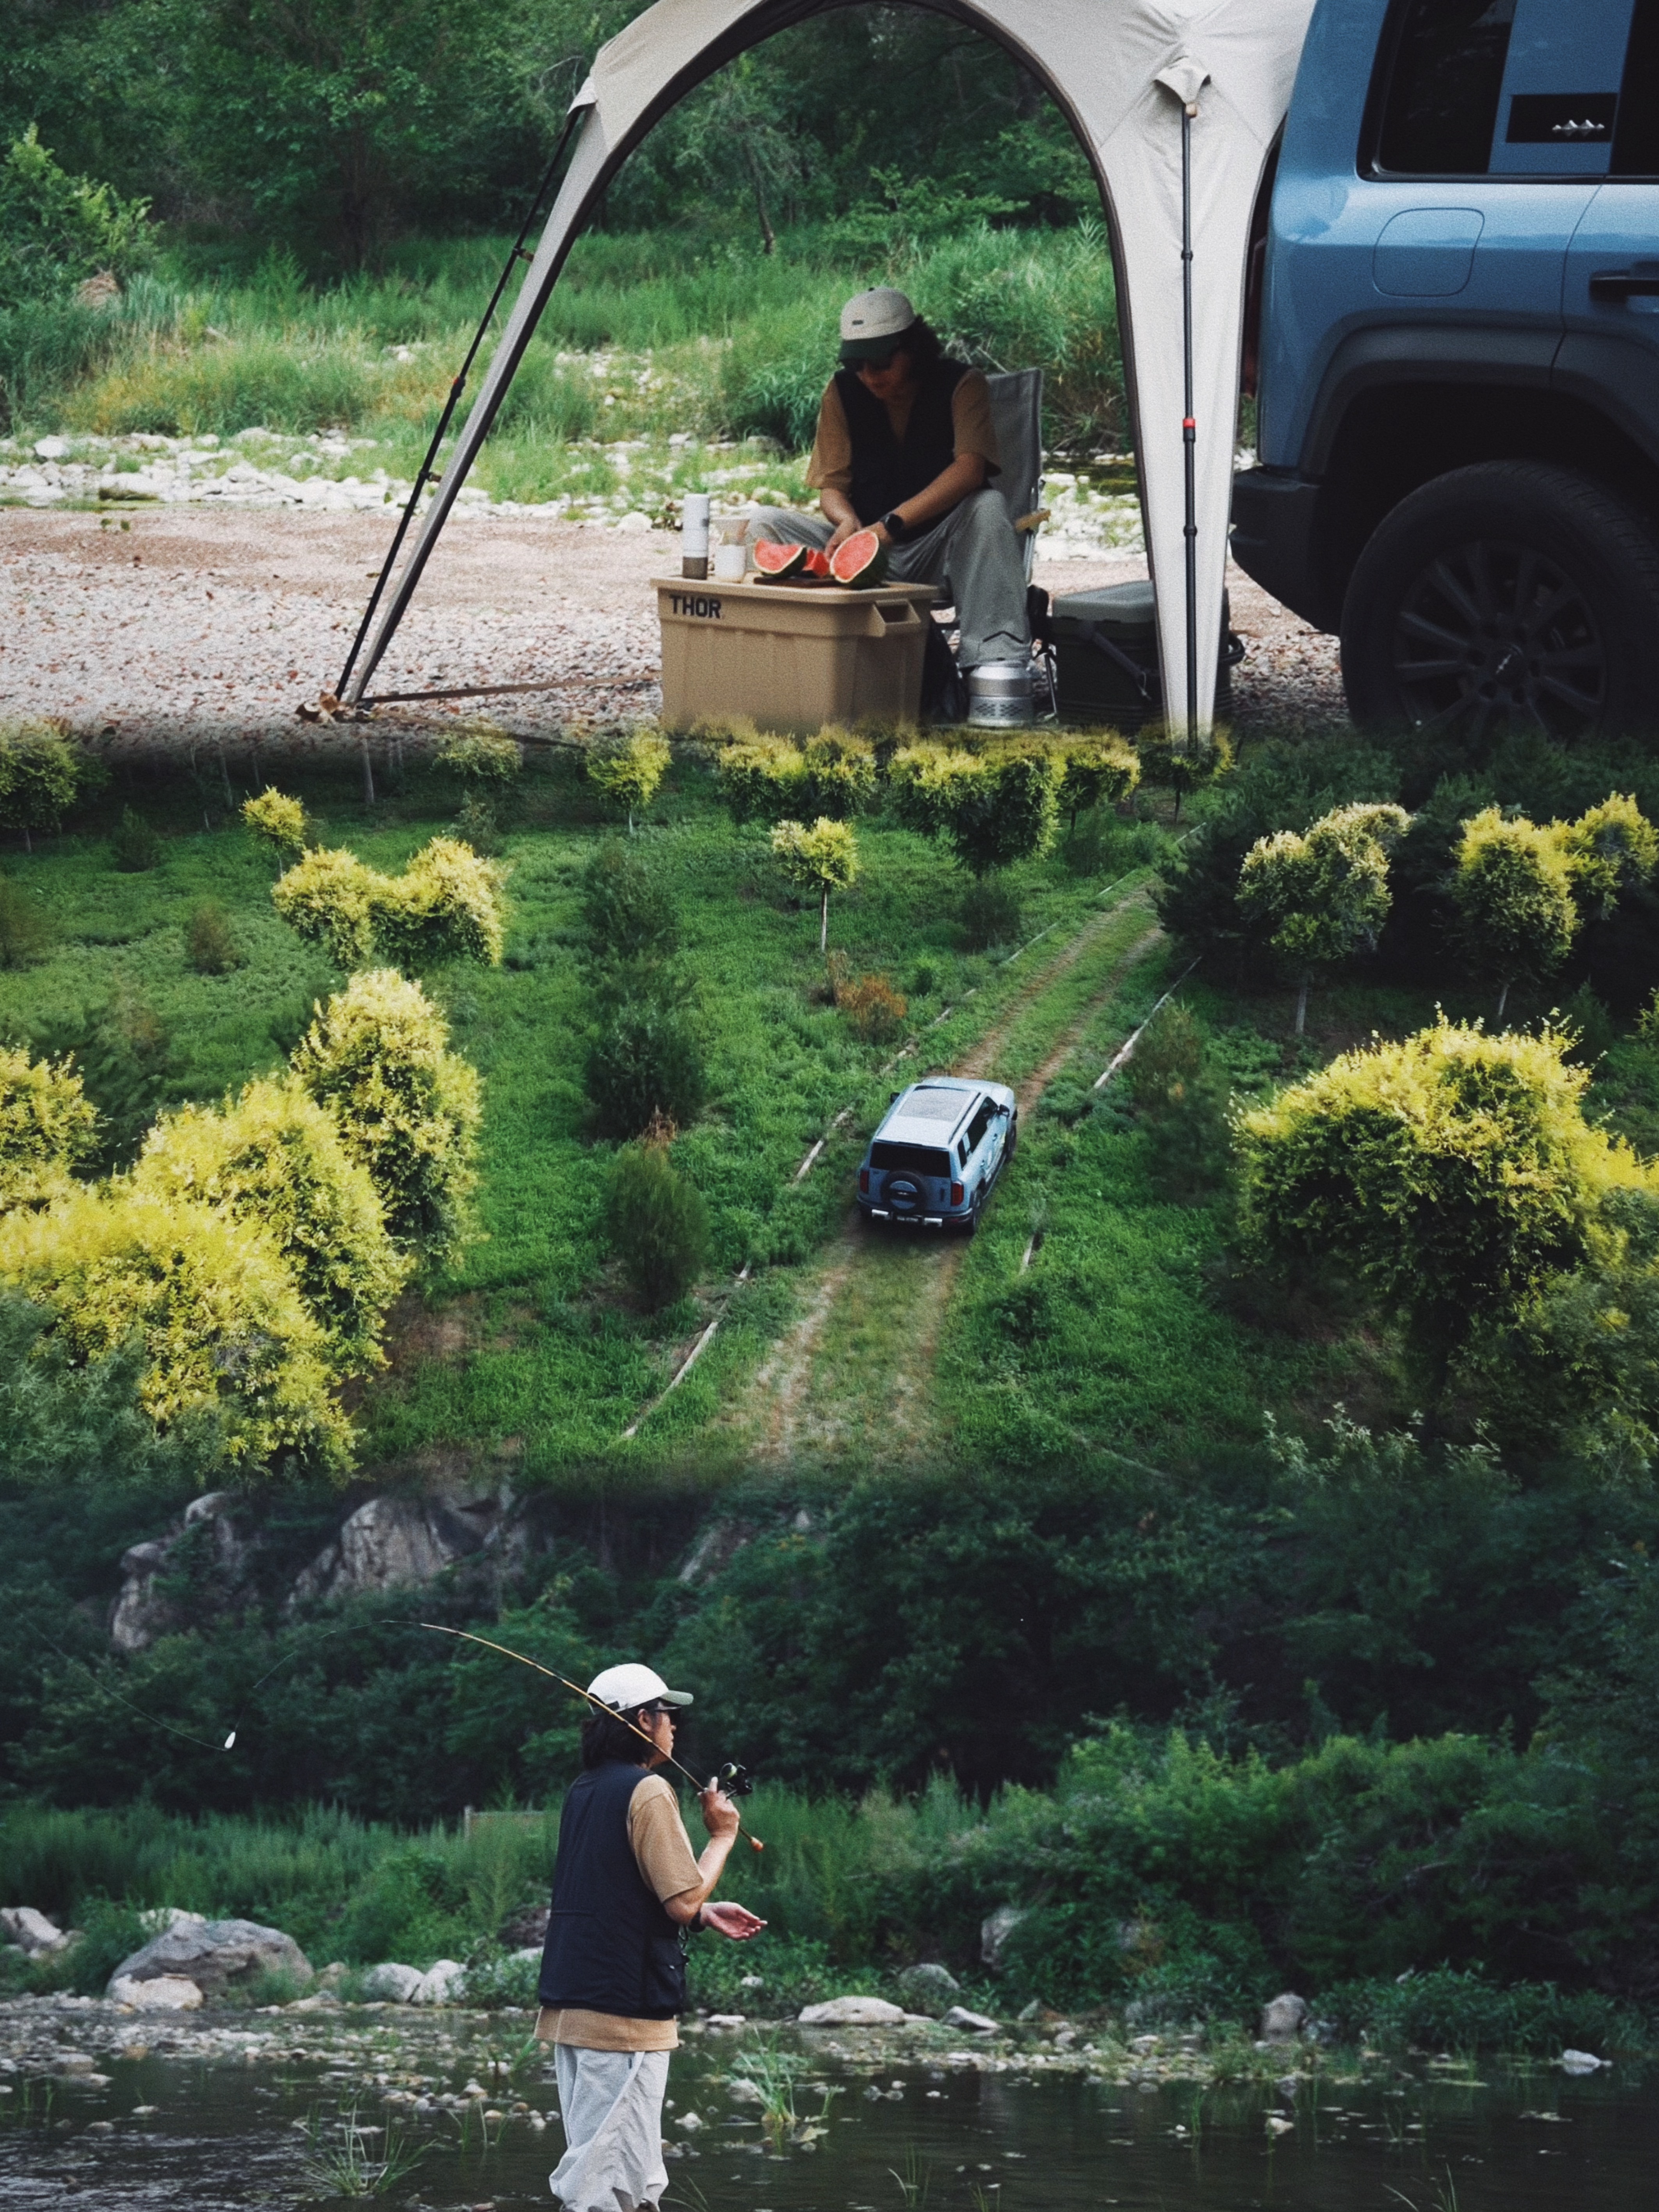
left=418, top=1624, right=764, bottom=1852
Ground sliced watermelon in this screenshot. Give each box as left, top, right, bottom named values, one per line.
left=753, top=540, right=810, bottom=580
left=802, top=547, right=832, bottom=579
left=829, top=528, right=890, bottom=587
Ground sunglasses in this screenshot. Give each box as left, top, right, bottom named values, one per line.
left=854, top=349, right=902, bottom=374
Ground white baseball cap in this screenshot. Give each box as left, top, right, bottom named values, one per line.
left=840, top=286, right=918, bottom=362
left=586, top=1662, right=693, bottom=1712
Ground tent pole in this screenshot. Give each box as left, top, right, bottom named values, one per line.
left=1180, top=97, right=1198, bottom=754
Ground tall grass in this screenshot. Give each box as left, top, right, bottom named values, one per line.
left=24, top=223, right=1123, bottom=455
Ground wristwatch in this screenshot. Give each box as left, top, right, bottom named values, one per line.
left=881, top=511, right=908, bottom=543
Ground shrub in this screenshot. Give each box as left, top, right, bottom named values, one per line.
left=1121, top=1005, right=1230, bottom=1196
left=606, top=1138, right=710, bottom=1308
left=27, top=998, right=170, bottom=1171
left=0, top=1045, right=98, bottom=1213
left=800, top=727, right=878, bottom=819
left=271, top=845, right=380, bottom=966
left=434, top=721, right=522, bottom=787
left=582, top=841, right=678, bottom=964
left=376, top=836, right=507, bottom=969
left=1137, top=727, right=1234, bottom=821
left=771, top=817, right=860, bottom=951
left=0, top=876, right=52, bottom=966
left=0, top=128, right=154, bottom=310
left=453, top=793, right=501, bottom=856
left=185, top=900, right=242, bottom=975
left=1059, top=735, right=1139, bottom=828
left=1558, top=791, right=1658, bottom=918
left=713, top=731, right=808, bottom=825
left=241, top=788, right=308, bottom=860
left=288, top=970, right=481, bottom=1260
left=586, top=999, right=707, bottom=1140
left=585, top=729, right=671, bottom=831
left=0, top=719, right=82, bottom=850
left=134, top=1077, right=408, bottom=1377
left=1236, top=802, right=1410, bottom=1034
left=958, top=873, right=1022, bottom=950
left=1235, top=1017, right=1657, bottom=1395
left=834, top=971, right=908, bottom=1044
left=0, top=1184, right=349, bottom=1471
left=109, top=807, right=161, bottom=873
left=887, top=742, right=1061, bottom=875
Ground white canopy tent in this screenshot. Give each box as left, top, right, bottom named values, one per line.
left=340, top=0, right=1315, bottom=733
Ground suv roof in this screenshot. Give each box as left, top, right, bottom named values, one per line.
left=880, top=1079, right=982, bottom=1148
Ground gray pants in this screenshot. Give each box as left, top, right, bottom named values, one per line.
left=749, top=488, right=1031, bottom=668
left=549, top=2046, right=670, bottom=2212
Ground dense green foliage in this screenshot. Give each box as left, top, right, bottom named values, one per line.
left=0, top=1043, right=97, bottom=1211
left=1236, top=802, right=1409, bottom=1033
left=607, top=1137, right=712, bottom=1308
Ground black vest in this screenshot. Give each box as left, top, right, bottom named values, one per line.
left=836, top=357, right=968, bottom=524
left=538, top=1761, right=688, bottom=2019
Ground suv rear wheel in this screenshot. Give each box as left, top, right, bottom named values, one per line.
left=1340, top=462, right=1659, bottom=744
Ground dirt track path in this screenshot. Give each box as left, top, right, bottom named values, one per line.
left=728, top=893, right=1163, bottom=1467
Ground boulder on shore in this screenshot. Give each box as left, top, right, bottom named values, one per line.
left=798, top=1995, right=906, bottom=2026
left=980, top=1905, right=1026, bottom=1970
left=895, top=1963, right=961, bottom=2017
left=1260, top=1993, right=1308, bottom=2043
left=1, top=1907, right=71, bottom=1956
left=360, top=1963, right=424, bottom=2002
left=109, top=1973, right=203, bottom=2011
left=942, top=2004, right=1000, bottom=2034
left=107, top=1913, right=310, bottom=2000
left=411, top=1959, right=466, bottom=2005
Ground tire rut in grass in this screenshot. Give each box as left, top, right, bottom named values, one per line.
left=732, top=902, right=1163, bottom=1467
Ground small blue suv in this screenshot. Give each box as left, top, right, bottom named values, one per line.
left=857, top=1078, right=1018, bottom=1235
left=1233, top=0, right=1659, bottom=741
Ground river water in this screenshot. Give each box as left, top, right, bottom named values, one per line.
left=1, top=2002, right=1651, bottom=2212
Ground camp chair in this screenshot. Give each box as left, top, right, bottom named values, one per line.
left=927, top=367, right=1051, bottom=717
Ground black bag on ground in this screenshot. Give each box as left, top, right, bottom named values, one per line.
left=1046, top=581, right=1240, bottom=729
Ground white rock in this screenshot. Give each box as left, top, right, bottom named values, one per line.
left=798, top=1996, right=906, bottom=2026
left=942, top=2006, right=1000, bottom=2034
left=676, top=2109, right=702, bottom=2130
left=411, top=1958, right=467, bottom=2004
left=0, top=1907, right=69, bottom=1955
left=360, top=1963, right=424, bottom=2002
left=110, top=1974, right=203, bottom=2010
left=109, top=1915, right=308, bottom=1998
left=1560, top=2050, right=1607, bottom=2073
left=34, top=437, right=68, bottom=461
left=1260, top=1993, right=1308, bottom=2043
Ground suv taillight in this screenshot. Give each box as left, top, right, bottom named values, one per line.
left=859, top=1168, right=870, bottom=1193
left=950, top=1180, right=964, bottom=1206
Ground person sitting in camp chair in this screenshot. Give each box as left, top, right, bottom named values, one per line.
left=749, top=286, right=1031, bottom=672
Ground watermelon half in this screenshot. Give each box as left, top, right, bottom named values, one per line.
left=753, top=540, right=810, bottom=581
left=829, top=528, right=890, bottom=587
left=802, top=547, right=832, bottom=579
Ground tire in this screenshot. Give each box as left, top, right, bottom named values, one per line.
left=961, top=1187, right=983, bottom=1239
left=1339, top=462, right=1659, bottom=745
left=1004, top=1111, right=1018, bottom=1165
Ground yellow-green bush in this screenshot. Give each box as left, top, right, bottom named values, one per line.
left=585, top=729, right=671, bottom=830
left=288, top=969, right=481, bottom=1259
left=241, top=787, right=308, bottom=860
left=133, top=1077, right=408, bottom=1377
left=271, top=839, right=506, bottom=972
left=0, top=1044, right=97, bottom=1212
left=771, top=817, right=860, bottom=951
left=1059, top=736, right=1140, bottom=827
left=800, top=727, right=878, bottom=819
left=435, top=721, right=522, bottom=786
left=712, top=731, right=808, bottom=825
left=0, top=1184, right=349, bottom=1471
left=271, top=845, right=380, bottom=967
left=1449, top=808, right=1578, bottom=1018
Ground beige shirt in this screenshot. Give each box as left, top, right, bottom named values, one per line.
left=805, top=366, right=1000, bottom=497
left=535, top=1770, right=703, bottom=2052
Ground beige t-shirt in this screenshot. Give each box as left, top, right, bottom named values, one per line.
left=535, top=1770, right=703, bottom=2052
left=805, top=367, right=1000, bottom=498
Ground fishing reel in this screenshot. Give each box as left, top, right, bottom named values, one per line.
left=713, top=1760, right=754, bottom=1799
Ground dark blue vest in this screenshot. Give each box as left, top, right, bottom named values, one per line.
left=836, top=357, right=968, bottom=524
left=538, top=1760, right=688, bottom=2019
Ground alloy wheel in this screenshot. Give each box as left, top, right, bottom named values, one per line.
left=1390, top=537, right=1606, bottom=740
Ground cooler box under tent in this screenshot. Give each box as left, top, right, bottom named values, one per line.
left=655, top=576, right=936, bottom=736
left=1045, top=581, right=1239, bottom=731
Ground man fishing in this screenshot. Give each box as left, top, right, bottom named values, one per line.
left=751, top=284, right=1032, bottom=671
left=537, top=1662, right=765, bottom=2212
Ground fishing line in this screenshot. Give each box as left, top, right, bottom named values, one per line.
left=37, top=1635, right=234, bottom=1755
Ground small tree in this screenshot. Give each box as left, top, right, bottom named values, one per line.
left=435, top=720, right=522, bottom=787
left=271, top=845, right=381, bottom=967
left=771, top=816, right=860, bottom=951
left=582, top=841, right=679, bottom=965
left=1558, top=792, right=1657, bottom=919
left=606, top=1134, right=710, bottom=1309
left=134, top=1076, right=408, bottom=1377
left=242, top=787, right=308, bottom=863
left=0, top=720, right=81, bottom=851
left=586, top=729, right=672, bottom=832
left=1137, top=727, right=1234, bottom=822
left=1448, top=808, right=1577, bottom=1021
left=1237, top=802, right=1410, bottom=1035
left=0, top=1044, right=98, bottom=1213
left=586, top=999, right=707, bottom=1139
left=1059, top=736, right=1140, bottom=831
left=288, top=969, right=481, bottom=1260
left=1235, top=1017, right=1653, bottom=1397
left=0, top=1184, right=349, bottom=1472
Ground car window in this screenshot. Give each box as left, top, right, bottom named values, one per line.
left=870, top=1142, right=951, bottom=1177
left=966, top=1099, right=996, bottom=1151
left=958, top=1141, right=969, bottom=1167
left=1374, top=0, right=1517, bottom=175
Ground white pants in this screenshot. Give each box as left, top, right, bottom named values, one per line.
left=549, top=2046, right=671, bottom=2212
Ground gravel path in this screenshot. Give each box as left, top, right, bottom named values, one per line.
left=1, top=506, right=1346, bottom=755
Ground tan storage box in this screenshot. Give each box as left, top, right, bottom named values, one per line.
left=655, top=575, right=935, bottom=735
